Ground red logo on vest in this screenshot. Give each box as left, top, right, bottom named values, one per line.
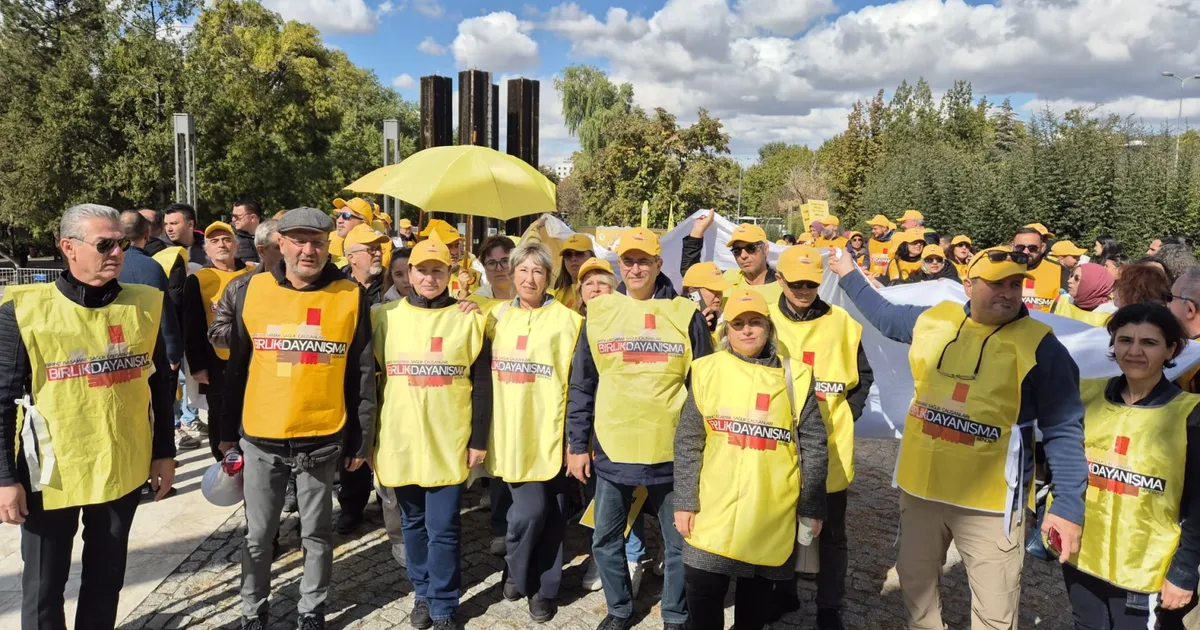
left=707, top=392, right=793, bottom=450
left=492, top=334, right=553, bottom=384
left=596, top=313, right=685, bottom=363
left=45, top=324, right=152, bottom=387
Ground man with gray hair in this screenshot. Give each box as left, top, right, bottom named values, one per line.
left=0, top=204, right=177, bottom=629
left=1158, top=244, right=1197, bottom=284
left=1170, top=267, right=1200, bottom=393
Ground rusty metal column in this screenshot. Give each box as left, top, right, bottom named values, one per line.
left=382, top=118, right=401, bottom=229
left=419, top=76, right=453, bottom=231
left=505, top=79, right=540, bottom=235
left=459, top=70, right=495, bottom=251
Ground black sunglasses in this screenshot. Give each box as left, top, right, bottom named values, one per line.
left=730, top=242, right=762, bottom=256
left=925, top=257, right=945, bottom=264
left=786, top=280, right=820, bottom=290
left=1011, top=243, right=1041, bottom=253
left=72, top=236, right=130, bottom=254
left=967, top=250, right=1030, bottom=276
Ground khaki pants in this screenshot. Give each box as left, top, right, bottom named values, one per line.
left=897, top=491, right=1023, bottom=630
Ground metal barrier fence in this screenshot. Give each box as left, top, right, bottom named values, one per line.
left=0, top=268, right=62, bottom=286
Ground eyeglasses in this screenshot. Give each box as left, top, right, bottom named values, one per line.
left=925, top=257, right=945, bottom=264
left=1012, top=243, right=1041, bottom=254
left=336, top=211, right=364, bottom=221
left=730, top=243, right=762, bottom=257
left=231, top=212, right=248, bottom=221
left=1169, top=294, right=1198, bottom=307
left=484, top=257, right=510, bottom=270
left=347, top=246, right=382, bottom=256
left=620, top=257, right=655, bottom=269
left=71, top=236, right=129, bottom=254
left=282, top=234, right=329, bottom=249
left=936, top=318, right=1011, bottom=381
left=786, top=280, right=820, bottom=290
left=563, top=249, right=592, bottom=259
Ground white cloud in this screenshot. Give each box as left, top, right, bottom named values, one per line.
left=453, top=12, right=539, bottom=73
left=261, top=0, right=400, bottom=34
left=414, top=0, right=443, bottom=18
left=391, top=74, right=416, bottom=90
left=540, top=0, right=1200, bottom=153
left=418, top=36, right=447, bottom=55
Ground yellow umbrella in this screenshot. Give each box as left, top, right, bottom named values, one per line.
left=344, top=145, right=556, bottom=221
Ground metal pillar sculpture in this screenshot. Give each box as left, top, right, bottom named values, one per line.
left=173, top=113, right=196, bottom=206
left=505, top=79, right=540, bottom=235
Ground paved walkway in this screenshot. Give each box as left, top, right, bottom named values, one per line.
left=112, top=439, right=1090, bottom=629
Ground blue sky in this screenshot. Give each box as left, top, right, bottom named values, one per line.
left=268, top=0, right=1200, bottom=166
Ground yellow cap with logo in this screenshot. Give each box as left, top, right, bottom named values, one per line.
left=777, top=245, right=824, bottom=284
left=562, top=233, right=594, bottom=252
left=1025, top=223, right=1055, bottom=239
left=344, top=224, right=388, bottom=252
left=1050, top=240, right=1086, bottom=257
left=578, top=257, right=614, bottom=278
left=617, top=227, right=661, bottom=256
left=723, top=289, right=770, bottom=321
left=726, top=223, right=768, bottom=247
left=682, top=262, right=733, bottom=292
left=419, top=218, right=462, bottom=244
left=866, top=214, right=891, bottom=227
left=967, top=247, right=1034, bottom=282
left=410, top=231, right=451, bottom=266
left=897, top=209, right=924, bottom=223
left=921, top=245, right=946, bottom=260
left=204, top=221, right=234, bottom=238
left=333, top=197, right=376, bottom=224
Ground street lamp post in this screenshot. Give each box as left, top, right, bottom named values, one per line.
left=1161, top=71, right=1200, bottom=167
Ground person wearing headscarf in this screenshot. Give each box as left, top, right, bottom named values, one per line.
left=846, top=232, right=869, bottom=270
left=1053, top=263, right=1116, bottom=327
left=901, top=245, right=961, bottom=284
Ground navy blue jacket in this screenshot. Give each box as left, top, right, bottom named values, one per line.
left=567, top=273, right=714, bottom=486
left=120, top=245, right=183, bottom=366
left=837, top=271, right=1089, bottom=525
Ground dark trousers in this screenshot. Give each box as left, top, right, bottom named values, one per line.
left=684, top=565, right=776, bottom=630
left=817, top=489, right=849, bottom=610
left=204, top=391, right=224, bottom=462
left=1063, top=563, right=1194, bottom=629
left=395, top=484, right=463, bottom=621
left=337, top=464, right=373, bottom=516
left=21, top=486, right=141, bottom=630
left=490, top=480, right=513, bottom=536
left=505, top=474, right=568, bottom=599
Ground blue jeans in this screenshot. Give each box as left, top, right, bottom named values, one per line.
left=583, top=475, right=646, bottom=562
left=592, top=477, right=686, bottom=623
left=174, top=372, right=198, bottom=427
left=395, top=484, right=463, bottom=621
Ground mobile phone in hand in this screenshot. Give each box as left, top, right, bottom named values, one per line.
left=1048, top=527, right=1062, bottom=554
left=689, top=290, right=704, bottom=305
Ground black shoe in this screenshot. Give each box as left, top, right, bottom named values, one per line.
left=528, top=594, right=556, bottom=623
left=817, top=608, right=846, bottom=630
left=241, top=615, right=268, bottom=630
left=596, top=614, right=631, bottom=630
left=431, top=618, right=457, bottom=630
left=503, top=577, right=522, bottom=602
left=336, top=510, right=363, bottom=535
left=798, top=571, right=817, bottom=581
left=410, top=600, right=433, bottom=629
left=297, top=614, right=325, bottom=630
left=283, top=478, right=298, bottom=513
left=663, top=624, right=688, bottom=630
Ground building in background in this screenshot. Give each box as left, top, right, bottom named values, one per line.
left=554, top=160, right=574, bottom=180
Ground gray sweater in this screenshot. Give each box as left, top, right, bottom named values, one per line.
left=673, top=342, right=829, bottom=579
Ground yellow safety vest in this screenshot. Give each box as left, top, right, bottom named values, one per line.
left=151, top=246, right=187, bottom=278
left=812, top=237, right=848, bottom=250
left=1051, top=296, right=1112, bottom=328
left=194, top=267, right=252, bottom=360
left=552, top=283, right=581, bottom=314
left=770, top=302, right=862, bottom=492
left=373, top=299, right=484, bottom=487
left=486, top=301, right=582, bottom=482
left=886, top=258, right=923, bottom=282
left=6, top=283, right=161, bottom=509
left=241, top=273, right=360, bottom=439
left=952, top=262, right=969, bottom=280
left=868, top=237, right=894, bottom=276
left=587, top=293, right=697, bottom=464
left=895, top=301, right=1049, bottom=513
left=1022, top=259, right=1066, bottom=313
left=722, top=268, right=783, bottom=304
left=688, top=351, right=810, bottom=566
left=1062, top=379, right=1196, bottom=593
left=466, top=292, right=506, bottom=318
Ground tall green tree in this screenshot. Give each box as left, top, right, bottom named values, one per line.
left=554, top=65, right=635, bottom=154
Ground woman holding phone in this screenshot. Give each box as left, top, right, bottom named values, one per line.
left=1051, top=302, right=1200, bottom=628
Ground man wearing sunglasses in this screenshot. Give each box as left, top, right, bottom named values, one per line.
left=231, top=197, right=263, bottom=264
left=330, top=197, right=372, bottom=262
left=768, top=245, right=874, bottom=630
left=0, top=204, right=177, bottom=629
left=828, top=246, right=1088, bottom=630
left=1013, top=226, right=1069, bottom=313
left=680, top=212, right=781, bottom=304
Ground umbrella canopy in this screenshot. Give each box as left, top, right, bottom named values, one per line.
left=344, top=145, right=556, bottom=221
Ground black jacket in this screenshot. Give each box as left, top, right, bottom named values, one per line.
left=774, top=295, right=875, bottom=421
left=902, top=263, right=961, bottom=284
left=234, top=229, right=259, bottom=264
left=0, top=272, right=176, bottom=486
left=567, top=273, right=714, bottom=486
left=344, top=266, right=385, bottom=307
left=120, top=245, right=184, bottom=366
left=222, top=260, right=377, bottom=459
left=401, top=290, right=494, bottom=451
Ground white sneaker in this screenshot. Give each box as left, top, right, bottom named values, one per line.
left=628, top=560, right=644, bottom=599
left=174, top=429, right=200, bottom=450
left=182, top=419, right=208, bottom=435
left=581, top=560, right=603, bottom=592
left=489, top=536, right=506, bottom=556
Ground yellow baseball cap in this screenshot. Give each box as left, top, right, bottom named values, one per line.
left=897, top=209, right=924, bottom=223
left=562, top=233, right=594, bottom=252
left=797, top=233, right=814, bottom=244
left=204, top=221, right=234, bottom=238
left=617, top=227, right=661, bottom=256
left=776, top=245, right=824, bottom=284
left=866, top=214, right=891, bottom=227
left=682, top=262, right=732, bottom=292
left=967, top=247, right=1034, bottom=282
left=370, top=220, right=389, bottom=235
left=822, top=216, right=840, bottom=227
left=409, top=234, right=451, bottom=266
left=847, top=231, right=863, bottom=240
left=899, top=228, right=927, bottom=244
left=578, top=257, right=614, bottom=278
left=951, top=235, right=973, bottom=246
left=1025, top=223, right=1055, bottom=239
left=723, top=289, right=770, bottom=321
left=419, top=218, right=462, bottom=244
left=333, top=197, right=375, bottom=224
left=921, top=245, right=946, bottom=260
left=343, top=224, right=388, bottom=252
left=726, top=223, right=768, bottom=247
left=1051, top=240, right=1087, bottom=257
left=398, top=218, right=413, bottom=229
